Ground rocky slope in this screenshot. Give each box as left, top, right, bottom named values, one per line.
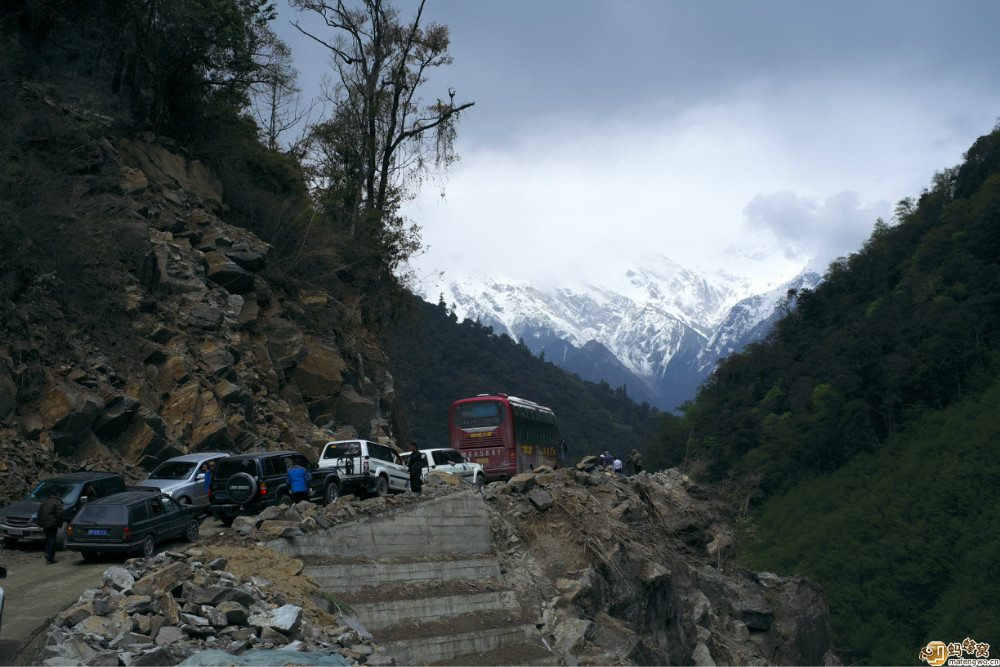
left=0, top=80, right=398, bottom=495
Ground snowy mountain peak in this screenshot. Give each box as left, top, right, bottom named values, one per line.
left=421, top=258, right=821, bottom=410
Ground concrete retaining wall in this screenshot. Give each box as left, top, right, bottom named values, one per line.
left=267, top=490, right=492, bottom=558
left=306, top=557, right=501, bottom=593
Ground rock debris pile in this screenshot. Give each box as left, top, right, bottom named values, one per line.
left=40, top=547, right=393, bottom=666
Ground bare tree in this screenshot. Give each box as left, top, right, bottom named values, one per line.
left=291, top=0, right=474, bottom=243
left=250, top=35, right=316, bottom=151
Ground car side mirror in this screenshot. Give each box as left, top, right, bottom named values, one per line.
left=196, top=473, right=205, bottom=481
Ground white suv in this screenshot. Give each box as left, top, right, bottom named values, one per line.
left=401, top=448, right=486, bottom=489
left=317, top=440, right=410, bottom=497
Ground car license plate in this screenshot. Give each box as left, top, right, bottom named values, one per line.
left=8, top=529, right=22, bottom=536
left=215, top=493, right=228, bottom=500
left=476, top=458, right=488, bottom=466
left=88, top=529, right=107, bottom=536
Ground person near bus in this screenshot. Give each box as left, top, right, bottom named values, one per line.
left=407, top=442, right=427, bottom=494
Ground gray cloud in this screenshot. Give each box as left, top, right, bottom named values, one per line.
left=743, top=190, right=890, bottom=262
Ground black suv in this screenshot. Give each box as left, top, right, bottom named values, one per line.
left=66, top=491, right=204, bottom=560
left=0, top=472, right=126, bottom=549
left=209, top=451, right=340, bottom=526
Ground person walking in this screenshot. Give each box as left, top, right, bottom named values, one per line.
left=407, top=442, right=427, bottom=494
left=286, top=463, right=312, bottom=503
left=38, top=490, right=63, bottom=564
left=632, top=449, right=643, bottom=474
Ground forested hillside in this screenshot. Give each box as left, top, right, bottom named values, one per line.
left=389, top=297, right=662, bottom=460
left=649, top=124, right=1000, bottom=664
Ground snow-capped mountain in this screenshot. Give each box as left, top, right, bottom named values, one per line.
left=420, top=255, right=821, bottom=411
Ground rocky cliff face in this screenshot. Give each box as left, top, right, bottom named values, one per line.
left=0, top=81, right=398, bottom=494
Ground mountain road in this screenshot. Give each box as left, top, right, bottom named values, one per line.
left=0, top=516, right=226, bottom=664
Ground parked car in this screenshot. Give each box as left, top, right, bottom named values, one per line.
left=317, top=440, right=410, bottom=497
left=209, top=451, right=341, bottom=526
left=135, top=452, right=230, bottom=506
left=400, top=447, right=486, bottom=488
left=66, top=491, right=204, bottom=560
left=0, top=472, right=126, bottom=550
left=0, top=566, right=6, bottom=633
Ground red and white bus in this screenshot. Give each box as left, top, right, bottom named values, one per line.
left=449, top=393, right=562, bottom=482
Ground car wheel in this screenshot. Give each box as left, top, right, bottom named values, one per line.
left=141, top=534, right=155, bottom=558
left=183, top=519, right=199, bottom=542
left=376, top=475, right=389, bottom=497
left=81, top=550, right=101, bottom=561
left=324, top=482, right=339, bottom=505
left=55, top=522, right=68, bottom=551
left=475, top=475, right=485, bottom=490
left=3, top=537, right=17, bottom=548
left=279, top=493, right=293, bottom=507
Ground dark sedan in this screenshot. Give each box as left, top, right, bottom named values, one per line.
left=65, top=491, right=203, bottom=560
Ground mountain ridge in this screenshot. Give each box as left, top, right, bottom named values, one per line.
left=422, top=260, right=822, bottom=410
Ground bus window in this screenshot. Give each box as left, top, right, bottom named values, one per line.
left=454, top=400, right=505, bottom=429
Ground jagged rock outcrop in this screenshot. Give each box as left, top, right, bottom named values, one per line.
left=0, top=81, right=399, bottom=495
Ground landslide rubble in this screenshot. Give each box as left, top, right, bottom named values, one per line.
left=40, top=546, right=393, bottom=667
left=215, top=465, right=840, bottom=666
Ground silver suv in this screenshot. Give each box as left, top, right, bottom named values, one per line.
left=135, top=452, right=229, bottom=506
left=317, top=440, right=409, bottom=497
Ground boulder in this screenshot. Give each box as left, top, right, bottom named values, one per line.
left=35, top=383, right=104, bottom=455
left=292, top=337, right=346, bottom=398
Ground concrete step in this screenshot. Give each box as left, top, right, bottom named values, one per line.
left=268, top=492, right=491, bottom=559
left=433, top=641, right=560, bottom=666
left=304, top=556, right=500, bottom=593
left=351, top=590, right=520, bottom=631
left=381, top=623, right=549, bottom=666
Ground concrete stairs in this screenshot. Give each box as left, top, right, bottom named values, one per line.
left=268, top=491, right=553, bottom=665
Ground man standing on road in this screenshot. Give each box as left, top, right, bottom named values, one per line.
left=407, top=442, right=427, bottom=494
left=37, top=491, right=63, bottom=564
left=286, top=464, right=312, bottom=503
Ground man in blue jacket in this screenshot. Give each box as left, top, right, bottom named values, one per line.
left=286, top=464, right=311, bottom=503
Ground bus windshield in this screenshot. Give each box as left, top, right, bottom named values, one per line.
left=453, top=400, right=506, bottom=429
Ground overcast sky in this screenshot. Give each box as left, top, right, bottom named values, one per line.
left=273, top=0, right=1000, bottom=293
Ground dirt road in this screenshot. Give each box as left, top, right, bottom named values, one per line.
left=0, top=516, right=226, bottom=665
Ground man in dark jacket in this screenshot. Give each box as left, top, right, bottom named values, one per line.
left=407, top=442, right=427, bottom=494
left=38, top=492, right=63, bottom=564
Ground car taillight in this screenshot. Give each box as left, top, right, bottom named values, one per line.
left=66, top=525, right=73, bottom=536
left=124, top=526, right=131, bottom=541
left=509, top=450, right=515, bottom=461
left=260, top=481, right=267, bottom=496
left=363, top=459, right=369, bottom=474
